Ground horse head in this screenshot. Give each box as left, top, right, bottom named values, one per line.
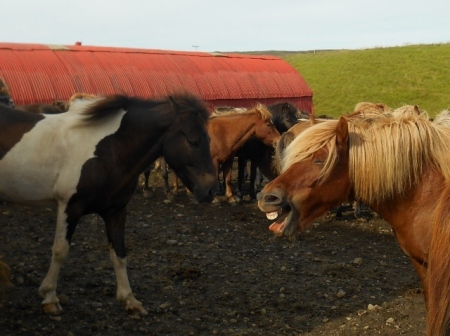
left=252, top=103, right=281, bottom=147
left=268, top=101, right=300, bottom=133
left=162, top=94, right=218, bottom=203
left=257, top=117, right=352, bottom=237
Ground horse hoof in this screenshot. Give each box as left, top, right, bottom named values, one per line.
left=227, top=197, right=238, bottom=205
left=43, top=302, right=63, bottom=315
left=125, top=302, right=148, bottom=316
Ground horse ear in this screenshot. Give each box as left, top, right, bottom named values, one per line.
left=414, top=105, right=421, bottom=115
left=168, top=95, right=178, bottom=110
left=336, top=117, right=349, bottom=148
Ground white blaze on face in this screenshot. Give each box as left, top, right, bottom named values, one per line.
left=0, top=100, right=126, bottom=204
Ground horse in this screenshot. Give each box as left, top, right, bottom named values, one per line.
left=0, top=92, right=218, bottom=315
left=207, top=103, right=281, bottom=203
left=257, top=105, right=450, bottom=335
left=234, top=102, right=301, bottom=201
left=143, top=103, right=281, bottom=203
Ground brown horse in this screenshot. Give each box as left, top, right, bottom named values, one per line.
left=208, top=103, right=281, bottom=202
left=257, top=106, right=450, bottom=335
left=0, top=92, right=218, bottom=315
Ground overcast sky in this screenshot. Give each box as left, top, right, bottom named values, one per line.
left=1, top=0, right=449, bottom=52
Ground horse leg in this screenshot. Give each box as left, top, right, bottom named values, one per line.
left=413, top=260, right=428, bottom=304
left=102, top=207, right=147, bottom=315
left=353, top=201, right=362, bottom=218
left=255, top=168, right=263, bottom=190
left=161, top=158, right=171, bottom=196
left=222, top=158, right=236, bottom=203
left=39, top=203, right=74, bottom=315
left=248, top=159, right=258, bottom=200
left=236, top=157, right=247, bottom=202
left=142, top=168, right=151, bottom=197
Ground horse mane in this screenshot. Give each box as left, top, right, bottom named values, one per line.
left=212, top=106, right=247, bottom=115
left=282, top=105, right=450, bottom=204
left=353, top=102, right=391, bottom=114
left=210, top=103, right=272, bottom=121
left=69, top=92, right=98, bottom=102
left=81, top=92, right=210, bottom=123
left=433, top=110, right=450, bottom=127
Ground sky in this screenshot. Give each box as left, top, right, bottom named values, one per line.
left=1, top=0, right=449, bottom=52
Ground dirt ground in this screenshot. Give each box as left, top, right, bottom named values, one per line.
left=0, top=166, right=426, bottom=336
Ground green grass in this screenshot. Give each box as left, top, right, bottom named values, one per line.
left=281, top=44, right=450, bottom=118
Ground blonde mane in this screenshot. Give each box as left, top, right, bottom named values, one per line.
left=282, top=106, right=450, bottom=204
left=209, top=103, right=272, bottom=121
left=69, top=92, right=98, bottom=102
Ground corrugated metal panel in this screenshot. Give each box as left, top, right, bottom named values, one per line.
left=0, top=42, right=313, bottom=112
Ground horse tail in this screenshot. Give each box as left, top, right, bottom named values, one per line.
left=427, top=183, right=450, bottom=335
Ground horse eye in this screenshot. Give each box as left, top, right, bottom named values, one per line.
left=314, top=159, right=324, bottom=166
left=188, top=139, right=200, bottom=147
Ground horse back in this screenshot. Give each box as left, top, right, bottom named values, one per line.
left=0, top=105, right=45, bottom=159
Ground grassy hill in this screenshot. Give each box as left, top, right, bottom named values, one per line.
left=279, top=44, right=450, bottom=118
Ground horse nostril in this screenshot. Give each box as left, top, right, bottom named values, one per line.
left=264, top=194, right=281, bottom=204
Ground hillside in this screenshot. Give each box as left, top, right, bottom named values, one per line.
left=277, top=44, right=450, bottom=118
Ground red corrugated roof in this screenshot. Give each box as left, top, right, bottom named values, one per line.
left=0, top=42, right=313, bottom=112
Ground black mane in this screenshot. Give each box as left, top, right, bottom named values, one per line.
left=83, top=92, right=209, bottom=122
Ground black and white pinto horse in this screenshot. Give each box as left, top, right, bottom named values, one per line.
left=0, top=92, right=218, bottom=315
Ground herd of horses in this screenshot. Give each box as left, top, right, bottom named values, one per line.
left=1, top=78, right=450, bottom=334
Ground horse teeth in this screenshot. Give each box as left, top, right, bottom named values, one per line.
left=266, top=211, right=279, bottom=220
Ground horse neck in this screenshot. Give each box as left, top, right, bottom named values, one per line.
left=368, top=167, right=444, bottom=259
left=209, top=114, right=258, bottom=157
left=116, top=108, right=175, bottom=175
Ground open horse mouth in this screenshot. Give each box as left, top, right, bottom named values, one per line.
left=265, top=205, right=291, bottom=236
left=257, top=191, right=298, bottom=237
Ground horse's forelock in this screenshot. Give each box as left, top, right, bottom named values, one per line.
left=282, top=120, right=338, bottom=176
left=253, top=103, right=272, bottom=121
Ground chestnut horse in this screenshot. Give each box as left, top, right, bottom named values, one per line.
left=0, top=92, right=218, bottom=315
left=257, top=106, right=450, bottom=335
left=143, top=103, right=281, bottom=202
left=207, top=103, right=281, bottom=202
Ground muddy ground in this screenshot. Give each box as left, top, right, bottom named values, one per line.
left=0, top=166, right=426, bottom=335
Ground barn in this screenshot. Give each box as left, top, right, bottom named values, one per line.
left=0, top=42, right=313, bottom=113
